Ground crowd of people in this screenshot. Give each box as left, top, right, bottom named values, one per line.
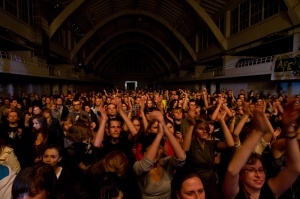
left=0, top=88, right=300, bottom=199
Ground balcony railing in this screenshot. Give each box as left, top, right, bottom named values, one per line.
left=225, top=56, right=274, bottom=69
left=0, top=51, right=101, bottom=82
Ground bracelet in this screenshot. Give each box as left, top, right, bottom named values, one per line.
left=285, top=134, right=298, bottom=139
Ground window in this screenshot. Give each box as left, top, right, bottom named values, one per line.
left=250, top=0, right=262, bottom=25
left=230, top=0, right=285, bottom=35
left=4, top=0, right=17, bottom=16
left=240, top=0, right=249, bottom=31
left=19, top=0, right=29, bottom=24
left=230, top=6, right=239, bottom=35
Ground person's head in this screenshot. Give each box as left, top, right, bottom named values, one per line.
left=12, top=164, right=57, bottom=199
left=10, top=98, right=18, bottom=108
left=72, top=99, right=82, bottom=112
left=165, top=119, right=175, bottom=134
left=236, top=106, right=244, bottom=116
left=34, top=94, right=39, bottom=100
left=106, top=97, right=112, bottom=104
left=146, top=120, right=159, bottom=134
left=146, top=100, right=153, bottom=108
left=93, top=172, right=124, bottom=199
left=42, top=145, right=63, bottom=168
left=67, top=122, right=93, bottom=143
left=95, top=97, right=102, bottom=106
left=188, top=100, right=196, bottom=110
left=7, top=110, right=19, bottom=124
left=56, top=97, right=63, bottom=106
left=172, top=169, right=205, bottom=199
left=172, top=108, right=183, bottom=121
left=32, top=116, right=48, bottom=132
left=239, top=153, right=266, bottom=193
left=42, top=108, right=52, bottom=119
left=238, top=94, right=245, bottom=101
left=61, top=118, right=73, bottom=131
left=84, top=104, right=92, bottom=113
left=107, top=119, right=122, bottom=139
left=103, top=150, right=129, bottom=177
left=142, top=133, right=165, bottom=160
left=45, top=97, right=51, bottom=105
left=33, top=105, right=42, bottom=116
left=107, top=103, right=117, bottom=116
left=194, top=119, right=209, bottom=140
left=121, top=103, right=127, bottom=111
left=131, top=117, right=142, bottom=133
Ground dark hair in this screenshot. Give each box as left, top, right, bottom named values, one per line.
left=171, top=169, right=203, bottom=198
left=141, top=133, right=165, bottom=153
left=92, top=172, right=123, bottom=199
left=107, top=118, right=123, bottom=129
left=245, top=153, right=263, bottom=165
left=43, top=144, right=63, bottom=158
left=42, top=108, right=52, bottom=114
left=12, top=163, right=57, bottom=199
left=67, top=122, right=92, bottom=142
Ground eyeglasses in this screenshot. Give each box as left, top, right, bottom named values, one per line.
left=242, top=168, right=266, bottom=174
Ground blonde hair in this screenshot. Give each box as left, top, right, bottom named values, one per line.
left=104, top=150, right=129, bottom=177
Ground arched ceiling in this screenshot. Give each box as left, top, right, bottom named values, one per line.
left=44, top=0, right=231, bottom=79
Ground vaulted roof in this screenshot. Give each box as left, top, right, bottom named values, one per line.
left=44, top=0, right=232, bottom=78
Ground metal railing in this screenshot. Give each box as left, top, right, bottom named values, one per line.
left=225, top=56, right=274, bottom=69
left=0, top=51, right=52, bottom=69
left=0, top=51, right=100, bottom=82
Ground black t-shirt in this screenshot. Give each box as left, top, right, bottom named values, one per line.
left=235, top=182, right=275, bottom=199
left=0, top=124, right=32, bottom=168
left=95, top=131, right=133, bottom=161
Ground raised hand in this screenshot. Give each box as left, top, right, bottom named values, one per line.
left=114, top=97, right=122, bottom=110
left=99, top=104, right=108, bottom=121
left=216, top=110, right=227, bottom=121
left=186, top=109, right=197, bottom=125
left=281, top=99, right=300, bottom=134
left=150, top=111, right=164, bottom=123
left=252, top=110, right=269, bottom=134
left=139, top=97, right=145, bottom=111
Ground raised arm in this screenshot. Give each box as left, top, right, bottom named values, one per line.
left=268, top=100, right=300, bottom=198
left=216, top=111, right=234, bottom=149
left=210, top=95, right=222, bottom=121
left=182, top=109, right=197, bottom=151
left=181, top=89, right=189, bottom=111
left=144, top=123, right=164, bottom=162
left=115, top=98, right=138, bottom=137
left=232, top=104, right=251, bottom=145
left=151, top=111, right=185, bottom=160
left=222, top=111, right=268, bottom=199
left=139, top=97, right=148, bottom=130
left=202, top=89, right=209, bottom=110
left=93, top=104, right=108, bottom=148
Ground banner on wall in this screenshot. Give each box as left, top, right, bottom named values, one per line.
left=271, top=51, right=300, bottom=80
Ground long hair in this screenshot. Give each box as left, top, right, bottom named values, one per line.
left=32, top=115, right=49, bottom=144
